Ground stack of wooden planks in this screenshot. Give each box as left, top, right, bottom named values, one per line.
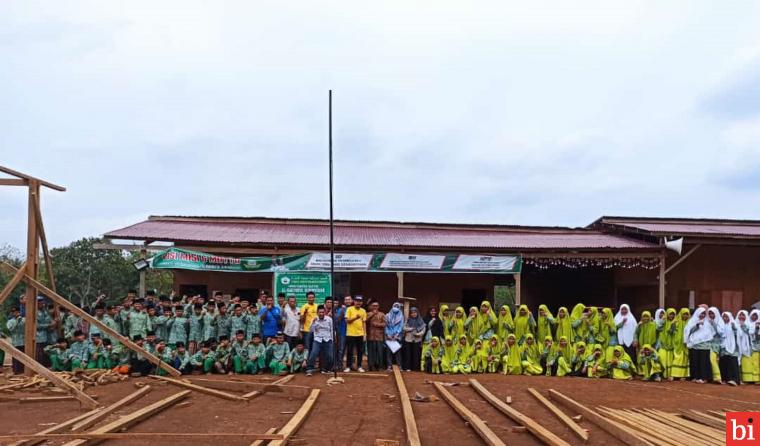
left=0, top=369, right=127, bottom=394
left=597, top=407, right=725, bottom=446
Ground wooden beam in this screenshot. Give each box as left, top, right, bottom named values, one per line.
left=433, top=381, right=506, bottom=446
left=6, top=407, right=103, bottom=446
left=267, top=388, right=321, bottom=446
left=0, top=338, right=98, bottom=409
left=149, top=375, right=247, bottom=401
left=0, top=261, right=27, bottom=305
left=0, top=178, right=27, bottom=186
left=70, top=385, right=152, bottom=432
left=392, top=365, right=421, bottom=446
left=470, top=379, right=571, bottom=446
left=23, top=181, right=40, bottom=369
left=0, top=264, right=181, bottom=377
left=677, top=410, right=724, bottom=430
left=527, top=388, right=588, bottom=442
left=61, top=390, right=191, bottom=446
left=0, top=165, right=66, bottom=191
left=547, top=389, right=654, bottom=446
left=1, top=433, right=283, bottom=442
left=242, top=374, right=294, bottom=400
left=32, top=193, right=56, bottom=293
left=596, top=408, right=687, bottom=446
left=514, top=273, right=521, bottom=306
left=658, top=254, right=666, bottom=308
left=663, top=244, right=701, bottom=275
left=189, top=377, right=310, bottom=397
left=250, top=428, right=277, bottom=446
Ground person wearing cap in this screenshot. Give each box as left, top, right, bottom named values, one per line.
left=245, top=304, right=261, bottom=340
left=44, top=337, right=69, bottom=372
left=287, top=341, right=309, bottom=374
left=89, top=304, right=108, bottom=340
left=130, top=335, right=153, bottom=376
left=6, top=306, right=25, bottom=374
left=216, top=304, right=232, bottom=340
left=202, top=303, right=218, bottom=343
left=87, top=333, right=106, bottom=369
left=35, top=298, right=53, bottom=365
left=344, top=295, right=367, bottom=373
left=230, top=305, right=250, bottom=343
left=188, top=304, right=204, bottom=354
left=154, top=307, right=172, bottom=343
left=246, top=333, right=266, bottom=374
left=190, top=341, right=217, bottom=374
left=153, top=340, right=174, bottom=376
left=214, top=335, right=232, bottom=373
left=172, top=341, right=192, bottom=374
left=167, top=306, right=189, bottom=348
left=128, top=299, right=152, bottom=341
left=67, top=330, right=89, bottom=370
left=62, top=306, right=82, bottom=341
left=230, top=330, right=249, bottom=374
left=103, top=306, right=121, bottom=344
left=265, top=332, right=290, bottom=375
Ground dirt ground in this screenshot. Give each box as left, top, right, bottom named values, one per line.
left=1, top=370, right=758, bottom=446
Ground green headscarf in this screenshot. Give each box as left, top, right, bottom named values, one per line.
left=521, top=334, right=541, bottom=363
left=497, top=305, right=514, bottom=340
left=476, top=301, right=497, bottom=339
left=451, top=307, right=466, bottom=340
left=440, top=305, right=452, bottom=338
left=554, top=307, right=573, bottom=341
left=503, top=334, right=522, bottom=373
left=455, top=334, right=471, bottom=363
left=537, top=304, right=554, bottom=342
left=637, top=311, right=657, bottom=346
left=514, top=304, right=533, bottom=342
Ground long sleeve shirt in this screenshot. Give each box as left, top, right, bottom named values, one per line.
left=266, top=342, right=289, bottom=362
left=68, top=341, right=89, bottom=363
left=188, top=313, right=204, bottom=342
left=128, top=311, right=151, bottom=339
left=247, top=342, right=266, bottom=361
left=216, top=314, right=232, bottom=339
left=310, top=316, right=333, bottom=343
left=190, top=350, right=215, bottom=366
left=36, top=310, right=53, bottom=343
left=6, top=316, right=25, bottom=346
left=168, top=316, right=189, bottom=345
left=202, top=312, right=218, bottom=341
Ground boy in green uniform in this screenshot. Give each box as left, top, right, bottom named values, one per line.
left=246, top=334, right=266, bottom=374
left=190, top=341, right=216, bottom=374
left=246, top=305, right=261, bottom=340
left=214, top=335, right=232, bottom=373
left=87, top=333, right=106, bottom=369
left=286, top=341, right=308, bottom=374
left=130, top=335, right=153, bottom=376
left=168, top=307, right=189, bottom=348
left=6, top=306, right=25, bottom=374
left=229, top=306, right=250, bottom=342
left=44, top=338, right=70, bottom=371
left=154, top=340, right=174, bottom=376
left=202, top=305, right=218, bottom=342
left=144, top=331, right=157, bottom=355
left=154, top=307, right=172, bottom=342
left=188, top=304, right=204, bottom=354
left=172, top=342, right=192, bottom=374
left=128, top=300, right=152, bottom=340
left=216, top=304, right=232, bottom=340
left=68, top=330, right=89, bottom=370
left=266, top=332, right=290, bottom=375
left=103, top=306, right=121, bottom=343
left=62, top=308, right=80, bottom=341
left=230, top=330, right=249, bottom=374
left=101, top=339, right=118, bottom=369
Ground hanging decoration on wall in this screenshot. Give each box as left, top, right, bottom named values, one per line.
left=523, top=257, right=660, bottom=270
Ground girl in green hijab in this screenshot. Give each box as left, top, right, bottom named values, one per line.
left=441, top=336, right=457, bottom=374
left=597, top=308, right=617, bottom=354
left=554, top=307, right=573, bottom=342
left=513, top=305, right=536, bottom=345
left=585, top=344, right=607, bottom=378
left=452, top=335, right=472, bottom=374
left=657, top=308, right=677, bottom=379
left=670, top=308, right=690, bottom=380
left=637, top=344, right=663, bottom=381
left=520, top=334, right=543, bottom=375
left=471, top=339, right=489, bottom=373
left=555, top=336, right=574, bottom=377
left=570, top=303, right=588, bottom=343
left=476, top=301, right=498, bottom=341
left=541, top=335, right=559, bottom=376
left=439, top=305, right=453, bottom=339
left=422, top=336, right=444, bottom=374
left=537, top=305, right=556, bottom=342
left=634, top=311, right=657, bottom=362
left=607, top=345, right=634, bottom=380
left=497, top=305, right=514, bottom=341
left=465, top=307, right=479, bottom=343
left=486, top=334, right=501, bottom=373
left=450, top=307, right=466, bottom=340
left=568, top=341, right=587, bottom=377
left=501, top=334, right=522, bottom=375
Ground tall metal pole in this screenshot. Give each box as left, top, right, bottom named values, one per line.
left=329, top=90, right=338, bottom=378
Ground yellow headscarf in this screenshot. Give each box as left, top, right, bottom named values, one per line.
left=637, top=311, right=657, bottom=346
left=554, top=307, right=573, bottom=341
left=455, top=334, right=471, bottom=362
left=556, top=336, right=573, bottom=363
left=451, top=307, right=466, bottom=339
left=439, top=305, right=452, bottom=338
left=537, top=304, right=555, bottom=342
left=476, top=301, right=497, bottom=339
left=503, top=334, right=522, bottom=372
left=497, top=305, right=513, bottom=340
left=514, top=304, right=533, bottom=341
left=521, top=334, right=541, bottom=363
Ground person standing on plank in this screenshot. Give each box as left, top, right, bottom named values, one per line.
left=344, top=296, right=367, bottom=373
left=306, top=305, right=333, bottom=375
left=6, top=306, right=25, bottom=374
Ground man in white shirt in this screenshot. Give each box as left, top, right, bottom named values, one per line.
left=282, top=296, right=301, bottom=349
left=306, top=305, right=334, bottom=376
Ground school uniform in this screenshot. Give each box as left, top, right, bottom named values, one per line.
left=6, top=315, right=25, bottom=374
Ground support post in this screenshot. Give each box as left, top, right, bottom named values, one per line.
left=658, top=255, right=665, bottom=309
left=23, top=180, right=40, bottom=371
left=514, top=273, right=521, bottom=306
left=139, top=248, right=147, bottom=299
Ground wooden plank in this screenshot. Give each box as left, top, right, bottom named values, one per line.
left=596, top=408, right=681, bottom=446
left=267, top=388, right=321, bottom=446
left=547, top=389, right=654, bottom=446
left=1, top=433, right=283, bottom=441
left=0, top=178, right=27, bottom=186
left=250, top=427, right=277, bottom=446
left=677, top=409, right=725, bottom=430
left=70, top=385, right=152, bottom=432
left=149, top=376, right=247, bottom=401
left=23, top=182, right=40, bottom=370
left=433, top=381, right=506, bottom=446
left=0, top=338, right=98, bottom=409
left=639, top=409, right=723, bottom=443
left=61, top=390, right=191, bottom=446
left=622, top=410, right=712, bottom=446
left=527, top=388, right=588, bottom=442
left=32, top=193, right=57, bottom=322
left=0, top=263, right=181, bottom=377
left=0, top=261, right=27, bottom=305
left=470, top=379, right=571, bottom=446
left=242, top=374, right=294, bottom=400
left=190, top=377, right=310, bottom=396
left=18, top=395, right=78, bottom=403
left=7, top=407, right=103, bottom=446
left=392, top=365, right=421, bottom=446
left=0, top=165, right=66, bottom=191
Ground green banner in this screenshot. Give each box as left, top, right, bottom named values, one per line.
left=274, top=272, right=332, bottom=307
left=150, top=248, right=521, bottom=273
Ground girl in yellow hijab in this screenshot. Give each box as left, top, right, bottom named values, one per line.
left=541, top=335, right=559, bottom=376
left=486, top=334, right=501, bottom=373
left=585, top=344, right=607, bottom=378
left=422, top=336, right=444, bottom=374
left=441, top=336, right=457, bottom=374
left=597, top=308, right=617, bottom=354
left=555, top=336, right=574, bottom=377
left=501, top=334, right=522, bottom=375
left=636, top=344, right=663, bottom=381
left=607, top=345, right=634, bottom=380
left=513, top=305, right=536, bottom=345
left=520, top=334, right=543, bottom=375
left=496, top=305, right=514, bottom=341
left=537, top=305, right=556, bottom=342
left=464, top=307, right=479, bottom=344
left=567, top=341, right=587, bottom=376
left=450, top=307, right=466, bottom=340
left=657, top=308, right=677, bottom=379
left=439, top=305, right=453, bottom=339
left=635, top=311, right=657, bottom=351
left=476, top=301, right=498, bottom=341
left=471, top=339, right=489, bottom=373
left=570, top=303, right=589, bottom=343
left=452, top=335, right=472, bottom=374
left=670, top=308, right=690, bottom=380
left=554, top=307, right=573, bottom=342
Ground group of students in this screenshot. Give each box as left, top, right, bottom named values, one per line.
left=419, top=302, right=760, bottom=386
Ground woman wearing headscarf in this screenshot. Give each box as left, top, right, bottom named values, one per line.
left=718, top=311, right=740, bottom=386
left=586, top=306, right=602, bottom=345
left=684, top=307, right=716, bottom=383
left=520, top=334, right=543, bottom=375
left=707, top=307, right=723, bottom=382
left=439, top=305, right=453, bottom=339
left=441, top=336, right=457, bottom=374
left=634, top=311, right=657, bottom=366
left=402, top=307, right=426, bottom=372
left=384, top=302, right=404, bottom=371
left=607, top=345, right=635, bottom=380
left=568, top=341, right=588, bottom=377
left=452, top=334, right=472, bottom=374
left=513, top=305, right=536, bottom=345
left=555, top=336, right=574, bottom=377
left=537, top=305, right=556, bottom=342
left=736, top=310, right=755, bottom=383
left=746, top=309, right=760, bottom=384
left=597, top=308, right=617, bottom=355
left=636, top=344, right=663, bottom=381
left=450, top=307, right=466, bottom=340
left=614, top=304, right=637, bottom=361
left=501, top=334, right=522, bottom=375
left=670, top=308, right=691, bottom=380
left=464, top=307, right=479, bottom=344
left=496, top=305, right=514, bottom=341
left=585, top=344, right=607, bottom=378
left=422, top=336, right=444, bottom=374
left=423, top=307, right=444, bottom=344
left=554, top=307, right=573, bottom=342
left=486, top=334, right=501, bottom=373
left=657, top=308, right=677, bottom=379
left=471, top=339, right=488, bottom=373
left=541, top=336, right=559, bottom=376
left=570, top=303, right=587, bottom=343
left=476, top=301, right=498, bottom=341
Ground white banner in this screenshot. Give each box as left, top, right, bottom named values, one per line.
left=379, top=253, right=446, bottom=270
left=453, top=255, right=518, bottom=271
left=306, top=252, right=374, bottom=270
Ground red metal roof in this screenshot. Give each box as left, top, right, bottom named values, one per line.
left=595, top=216, right=760, bottom=238
left=104, top=216, right=659, bottom=251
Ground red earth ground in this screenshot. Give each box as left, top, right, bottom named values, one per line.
left=1, top=370, right=758, bottom=445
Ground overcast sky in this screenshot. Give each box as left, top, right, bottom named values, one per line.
left=3, top=2, right=760, bottom=251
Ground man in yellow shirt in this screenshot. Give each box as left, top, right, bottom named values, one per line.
left=344, top=296, right=367, bottom=372
left=300, top=292, right=318, bottom=352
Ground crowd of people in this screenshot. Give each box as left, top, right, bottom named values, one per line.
left=3, top=289, right=759, bottom=386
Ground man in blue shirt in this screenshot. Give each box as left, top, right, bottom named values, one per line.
left=259, top=295, right=281, bottom=342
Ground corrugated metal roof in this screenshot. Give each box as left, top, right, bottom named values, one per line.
left=104, top=216, right=659, bottom=250
left=596, top=216, right=760, bottom=238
